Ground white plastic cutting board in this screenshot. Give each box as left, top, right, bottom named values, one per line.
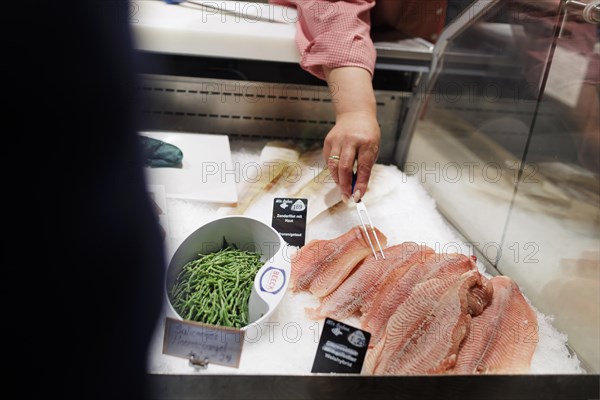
left=141, top=131, right=238, bottom=204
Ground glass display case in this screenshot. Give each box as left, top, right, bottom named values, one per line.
left=135, top=0, right=600, bottom=398
left=402, top=0, right=599, bottom=373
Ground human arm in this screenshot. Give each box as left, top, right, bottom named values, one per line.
left=270, top=0, right=379, bottom=200
left=271, top=0, right=376, bottom=78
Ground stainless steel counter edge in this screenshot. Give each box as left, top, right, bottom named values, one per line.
left=148, top=373, right=600, bottom=400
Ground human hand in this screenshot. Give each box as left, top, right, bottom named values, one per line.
left=323, top=110, right=380, bottom=203
left=322, top=66, right=379, bottom=202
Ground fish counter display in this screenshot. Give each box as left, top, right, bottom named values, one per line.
left=147, top=139, right=584, bottom=376
left=292, top=228, right=536, bottom=374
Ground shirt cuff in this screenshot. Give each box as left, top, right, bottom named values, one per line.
left=297, top=31, right=377, bottom=81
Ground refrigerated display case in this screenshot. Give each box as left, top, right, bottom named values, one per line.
left=132, top=1, right=600, bottom=398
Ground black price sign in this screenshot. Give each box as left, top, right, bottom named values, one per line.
left=271, top=198, right=308, bottom=247
left=311, top=318, right=371, bottom=374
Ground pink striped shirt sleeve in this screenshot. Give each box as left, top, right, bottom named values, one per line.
left=270, top=0, right=377, bottom=80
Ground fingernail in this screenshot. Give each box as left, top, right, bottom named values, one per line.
left=353, top=190, right=362, bottom=202
left=342, top=194, right=350, bottom=204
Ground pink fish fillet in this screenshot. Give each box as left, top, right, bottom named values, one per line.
left=364, top=270, right=492, bottom=375
left=362, top=253, right=477, bottom=343
left=305, top=242, right=431, bottom=320
left=291, top=226, right=388, bottom=297
left=453, top=276, right=538, bottom=374
left=290, top=228, right=358, bottom=290
left=466, top=275, right=494, bottom=316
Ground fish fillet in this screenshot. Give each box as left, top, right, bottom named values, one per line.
left=281, top=147, right=325, bottom=194
left=222, top=141, right=300, bottom=215
left=365, top=270, right=492, bottom=375
left=290, top=227, right=361, bottom=290
left=291, top=226, right=388, bottom=297
left=305, top=242, right=430, bottom=320
left=453, top=276, right=538, bottom=374
left=362, top=253, right=477, bottom=342
left=294, top=167, right=340, bottom=224
left=466, top=276, right=494, bottom=316
left=320, top=165, right=403, bottom=224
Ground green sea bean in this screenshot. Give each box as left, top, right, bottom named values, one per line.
left=169, top=247, right=263, bottom=328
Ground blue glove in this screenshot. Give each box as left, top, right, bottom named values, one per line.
left=165, top=0, right=185, bottom=4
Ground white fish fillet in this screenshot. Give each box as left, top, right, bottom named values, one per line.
left=219, top=141, right=300, bottom=216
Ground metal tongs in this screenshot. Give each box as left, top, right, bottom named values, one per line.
left=352, top=172, right=386, bottom=260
